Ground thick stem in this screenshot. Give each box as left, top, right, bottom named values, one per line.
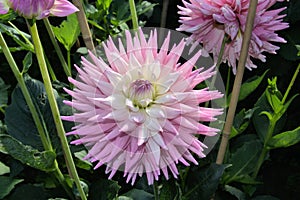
left=0, top=32, right=51, bottom=151
left=43, top=18, right=71, bottom=77
left=281, top=63, right=300, bottom=105
left=129, top=0, right=139, bottom=30
left=216, top=0, right=258, bottom=164
left=29, top=23, right=87, bottom=200
left=72, top=0, right=96, bottom=54
left=0, top=32, right=73, bottom=199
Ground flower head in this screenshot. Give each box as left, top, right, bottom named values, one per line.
left=62, top=28, right=223, bottom=185
left=177, top=0, right=289, bottom=74
left=0, top=0, right=78, bottom=19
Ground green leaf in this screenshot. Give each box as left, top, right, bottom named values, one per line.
left=5, top=76, right=70, bottom=151
left=185, top=163, right=226, bottom=200
left=89, top=179, right=121, bottom=200
left=122, top=189, right=154, bottom=200
left=0, top=77, right=9, bottom=107
left=0, top=134, right=56, bottom=172
left=0, top=22, right=34, bottom=52
left=74, top=150, right=92, bottom=170
left=159, top=180, right=178, bottom=200
left=296, top=45, right=300, bottom=56
left=230, top=108, right=257, bottom=139
left=7, top=184, right=48, bottom=200
left=227, top=70, right=268, bottom=106
left=252, top=92, right=286, bottom=142
left=268, top=126, right=300, bottom=149
left=22, top=52, right=32, bottom=74
left=224, top=185, right=246, bottom=200
left=52, top=13, right=80, bottom=51
left=0, top=161, right=10, bottom=175
left=0, top=176, right=23, bottom=199
left=223, top=140, right=262, bottom=184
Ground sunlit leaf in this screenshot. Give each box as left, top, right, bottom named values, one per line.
left=268, top=126, right=300, bottom=149
left=0, top=161, right=10, bottom=175
left=52, top=13, right=80, bottom=51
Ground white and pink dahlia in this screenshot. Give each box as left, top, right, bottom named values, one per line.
left=62, top=29, right=223, bottom=185
left=177, top=0, right=289, bottom=74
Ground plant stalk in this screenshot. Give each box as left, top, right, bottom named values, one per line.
left=0, top=32, right=73, bottom=199
left=129, top=0, right=139, bottom=30
left=216, top=0, right=258, bottom=164
left=282, top=63, right=300, bottom=104
left=43, top=18, right=71, bottom=77
left=29, top=23, right=87, bottom=200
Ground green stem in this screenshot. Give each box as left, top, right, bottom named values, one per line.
left=153, top=181, right=159, bottom=200
left=225, top=66, right=231, bottom=97
left=29, top=23, right=87, bottom=200
left=45, top=57, right=57, bottom=81
left=129, top=0, right=139, bottom=30
left=0, top=32, right=51, bottom=151
left=205, top=34, right=227, bottom=108
left=252, top=118, right=277, bottom=178
left=67, top=50, right=71, bottom=73
left=0, top=31, right=73, bottom=199
left=281, top=63, right=300, bottom=105
left=43, top=18, right=71, bottom=77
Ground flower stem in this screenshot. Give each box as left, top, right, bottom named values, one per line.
left=205, top=34, right=227, bottom=108
left=216, top=0, right=258, bottom=164
left=253, top=63, right=300, bottom=178
left=281, top=62, right=300, bottom=105
left=225, top=66, right=231, bottom=97
left=252, top=116, right=277, bottom=178
left=43, top=18, right=71, bottom=77
left=29, top=23, right=87, bottom=200
left=129, top=0, right=139, bottom=30
left=153, top=181, right=159, bottom=200
left=0, top=32, right=51, bottom=151
left=72, top=0, right=96, bottom=54
left=0, top=31, right=73, bottom=199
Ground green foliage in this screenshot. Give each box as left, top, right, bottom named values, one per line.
left=0, top=176, right=23, bottom=199
left=231, top=108, right=257, bottom=139
left=52, top=14, right=80, bottom=51
left=227, top=70, right=268, bottom=106
left=268, top=126, right=300, bottom=149
left=0, top=161, right=10, bottom=175
left=122, top=189, right=154, bottom=200
left=4, top=76, right=70, bottom=151
left=0, top=77, right=9, bottom=110
left=0, top=134, right=56, bottom=172
left=22, top=52, right=32, bottom=74
left=185, top=163, right=226, bottom=199
left=89, top=179, right=121, bottom=200
left=223, top=140, right=262, bottom=184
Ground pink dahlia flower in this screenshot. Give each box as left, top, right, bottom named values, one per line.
left=0, top=0, right=78, bottom=19
left=177, top=0, right=289, bottom=74
left=62, top=28, right=223, bottom=185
